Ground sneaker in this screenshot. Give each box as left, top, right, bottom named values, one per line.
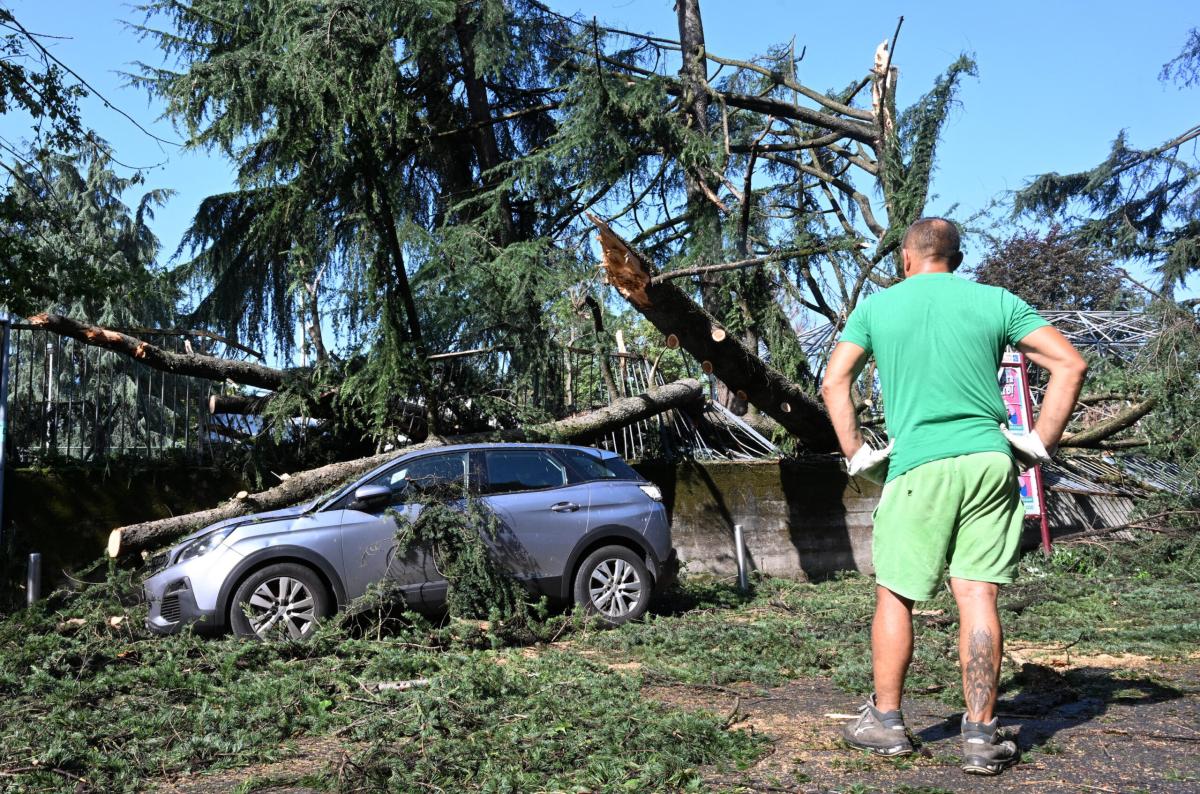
left=961, top=715, right=1018, bottom=775
left=841, top=695, right=913, bottom=756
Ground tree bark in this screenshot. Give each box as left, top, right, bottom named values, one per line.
left=582, top=294, right=621, bottom=403
left=29, top=313, right=289, bottom=391
left=587, top=214, right=837, bottom=451
left=674, top=0, right=743, bottom=412
left=108, top=377, right=704, bottom=559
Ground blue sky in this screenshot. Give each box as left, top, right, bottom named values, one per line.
left=2, top=0, right=1197, bottom=296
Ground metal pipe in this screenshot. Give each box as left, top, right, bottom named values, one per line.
left=26, top=552, right=41, bottom=606
left=0, top=313, right=9, bottom=551
left=734, top=523, right=749, bottom=592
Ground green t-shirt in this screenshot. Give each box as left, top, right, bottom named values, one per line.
left=839, top=273, right=1049, bottom=481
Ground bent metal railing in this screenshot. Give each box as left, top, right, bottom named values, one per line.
left=0, top=318, right=780, bottom=466
left=0, top=322, right=225, bottom=464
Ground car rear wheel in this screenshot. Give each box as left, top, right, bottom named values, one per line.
left=229, top=563, right=332, bottom=640
left=573, top=545, right=651, bottom=625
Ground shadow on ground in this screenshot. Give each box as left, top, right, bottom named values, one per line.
left=667, top=660, right=1200, bottom=793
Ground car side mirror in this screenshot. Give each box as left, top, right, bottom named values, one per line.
left=349, top=484, right=393, bottom=512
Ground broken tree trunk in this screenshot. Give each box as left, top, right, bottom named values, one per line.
left=587, top=214, right=838, bottom=451
left=1059, top=397, right=1159, bottom=448
left=107, top=377, right=704, bottom=559
left=29, top=313, right=289, bottom=391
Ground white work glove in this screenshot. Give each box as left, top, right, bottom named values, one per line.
left=1000, top=423, right=1052, bottom=471
left=847, top=440, right=894, bottom=485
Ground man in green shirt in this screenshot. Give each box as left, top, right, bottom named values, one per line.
left=821, top=218, right=1087, bottom=775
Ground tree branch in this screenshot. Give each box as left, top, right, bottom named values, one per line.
left=1058, top=397, right=1159, bottom=448
left=28, top=313, right=289, bottom=391
left=652, top=248, right=831, bottom=283
left=700, top=51, right=874, bottom=121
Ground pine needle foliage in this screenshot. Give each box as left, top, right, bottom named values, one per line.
left=391, top=494, right=539, bottom=634
left=1, top=530, right=1197, bottom=791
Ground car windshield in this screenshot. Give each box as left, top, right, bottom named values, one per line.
left=310, top=482, right=352, bottom=511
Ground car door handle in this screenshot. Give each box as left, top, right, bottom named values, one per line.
left=550, top=501, right=580, bottom=512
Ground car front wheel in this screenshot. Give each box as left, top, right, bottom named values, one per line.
left=573, top=545, right=651, bottom=625
left=229, top=563, right=332, bottom=640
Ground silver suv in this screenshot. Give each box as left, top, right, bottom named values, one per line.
left=143, top=444, right=675, bottom=639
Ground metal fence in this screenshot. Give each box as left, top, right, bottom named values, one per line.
left=0, top=317, right=779, bottom=467
left=1, top=323, right=223, bottom=465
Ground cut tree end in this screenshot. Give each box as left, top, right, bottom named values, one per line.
left=665, top=334, right=680, bottom=349
left=106, top=530, right=122, bottom=559
left=711, top=327, right=727, bottom=342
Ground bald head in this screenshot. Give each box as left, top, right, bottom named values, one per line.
left=902, top=217, right=962, bottom=271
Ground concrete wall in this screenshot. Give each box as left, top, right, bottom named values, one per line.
left=6, top=458, right=1053, bottom=587
left=2, top=466, right=247, bottom=581
left=636, top=459, right=882, bottom=580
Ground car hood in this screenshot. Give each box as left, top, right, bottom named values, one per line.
left=175, top=501, right=318, bottom=544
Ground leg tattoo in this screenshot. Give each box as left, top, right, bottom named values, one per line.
left=964, top=628, right=996, bottom=718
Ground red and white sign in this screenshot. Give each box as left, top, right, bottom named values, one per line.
left=999, top=351, right=1051, bottom=551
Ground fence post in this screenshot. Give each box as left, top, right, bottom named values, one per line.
left=26, top=552, right=41, bottom=606
left=0, top=312, right=10, bottom=553
left=734, top=523, right=750, bottom=592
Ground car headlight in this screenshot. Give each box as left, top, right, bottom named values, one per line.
left=176, top=528, right=234, bottom=563
left=639, top=484, right=663, bottom=502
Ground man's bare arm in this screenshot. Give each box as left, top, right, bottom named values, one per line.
left=1016, top=326, right=1088, bottom=449
left=820, top=341, right=871, bottom=458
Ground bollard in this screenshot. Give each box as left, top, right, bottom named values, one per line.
left=26, top=552, right=41, bottom=606
left=734, top=524, right=749, bottom=592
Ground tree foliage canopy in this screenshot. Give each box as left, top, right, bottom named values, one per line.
left=971, top=226, right=1136, bottom=311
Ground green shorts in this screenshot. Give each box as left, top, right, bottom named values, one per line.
left=872, top=451, right=1024, bottom=601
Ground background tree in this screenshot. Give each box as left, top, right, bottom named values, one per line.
left=0, top=5, right=89, bottom=311
left=971, top=226, right=1136, bottom=311
left=135, top=0, right=581, bottom=442
left=1014, top=26, right=1199, bottom=293
left=116, top=2, right=978, bottom=455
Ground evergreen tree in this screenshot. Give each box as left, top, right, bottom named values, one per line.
left=1015, top=27, right=1200, bottom=293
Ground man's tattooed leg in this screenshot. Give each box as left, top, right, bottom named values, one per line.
left=963, top=627, right=996, bottom=721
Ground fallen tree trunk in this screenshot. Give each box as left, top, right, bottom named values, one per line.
left=587, top=214, right=838, bottom=451
left=108, top=377, right=704, bottom=559
left=29, top=313, right=290, bottom=391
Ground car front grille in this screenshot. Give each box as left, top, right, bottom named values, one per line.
left=160, top=594, right=182, bottom=623
left=146, top=551, right=170, bottom=573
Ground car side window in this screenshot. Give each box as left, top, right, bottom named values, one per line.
left=483, top=450, right=568, bottom=494
left=369, top=452, right=468, bottom=504
left=556, top=449, right=621, bottom=483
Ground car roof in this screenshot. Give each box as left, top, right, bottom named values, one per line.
left=399, top=442, right=621, bottom=459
